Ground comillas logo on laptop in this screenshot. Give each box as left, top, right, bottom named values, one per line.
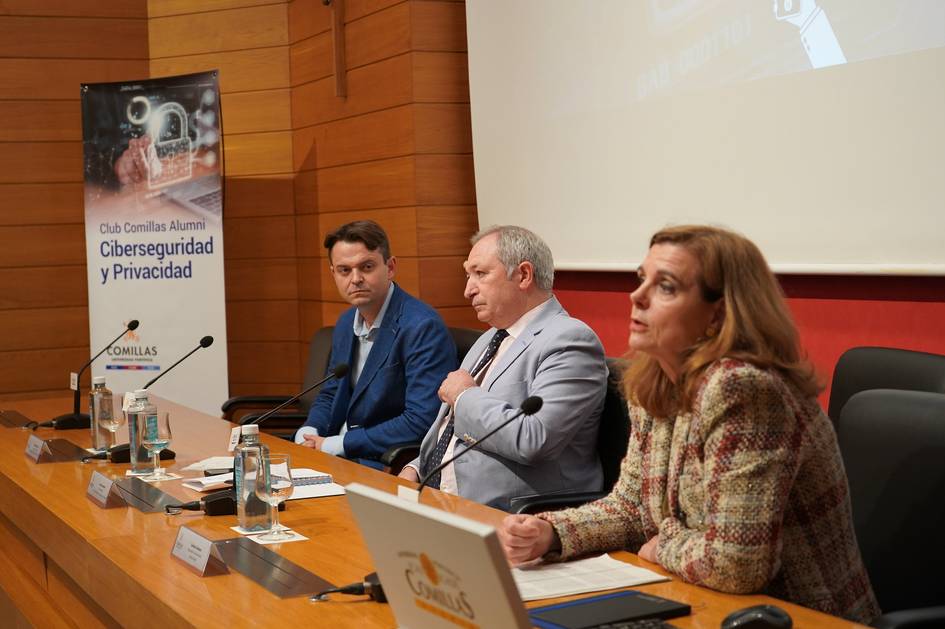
left=403, top=551, right=478, bottom=629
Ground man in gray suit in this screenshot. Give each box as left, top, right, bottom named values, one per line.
left=399, top=225, right=606, bottom=511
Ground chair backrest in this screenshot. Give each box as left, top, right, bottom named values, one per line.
left=598, top=358, right=631, bottom=491
left=449, top=326, right=484, bottom=363
left=828, top=346, right=945, bottom=423
left=299, top=326, right=335, bottom=410
left=836, top=389, right=945, bottom=614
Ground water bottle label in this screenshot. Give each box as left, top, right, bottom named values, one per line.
left=145, top=413, right=159, bottom=441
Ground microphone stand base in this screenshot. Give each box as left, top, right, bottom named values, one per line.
left=49, top=412, right=91, bottom=430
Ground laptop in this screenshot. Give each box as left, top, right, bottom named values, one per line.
left=346, top=483, right=532, bottom=629
left=345, top=484, right=690, bottom=629
left=161, top=174, right=223, bottom=223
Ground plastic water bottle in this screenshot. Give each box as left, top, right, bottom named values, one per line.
left=233, top=424, right=273, bottom=532
left=88, top=376, right=113, bottom=452
left=125, top=389, right=156, bottom=475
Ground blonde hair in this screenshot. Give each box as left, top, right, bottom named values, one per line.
left=625, top=225, right=821, bottom=417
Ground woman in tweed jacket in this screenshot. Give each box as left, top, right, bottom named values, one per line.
left=499, top=225, right=879, bottom=623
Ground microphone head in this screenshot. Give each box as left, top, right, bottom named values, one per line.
left=521, top=396, right=543, bottom=415
left=332, top=363, right=350, bottom=378
left=127, top=319, right=140, bottom=331
left=199, top=335, right=214, bottom=348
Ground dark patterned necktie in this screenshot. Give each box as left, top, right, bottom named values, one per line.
left=423, top=329, right=509, bottom=488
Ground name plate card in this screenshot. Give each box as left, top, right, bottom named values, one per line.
left=86, top=471, right=126, bottom=509
left=25, top=435, right=47, bottom=462
left=171, top=526, right=229, bottom=576
left=227, top=426, right=241, bottom=452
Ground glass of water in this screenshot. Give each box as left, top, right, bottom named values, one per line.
left=138, top=412, right=172, bottom=481
left=254, top=453, right=294, bottom=542
left=98, top=395, right=125, bottom=450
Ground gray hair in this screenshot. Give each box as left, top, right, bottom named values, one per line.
left=471, top=225, right=555, bottom=291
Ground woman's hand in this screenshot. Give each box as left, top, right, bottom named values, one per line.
left=638, top=534, right=661, bottom=563
left=498, top=514, right=556, bottom=565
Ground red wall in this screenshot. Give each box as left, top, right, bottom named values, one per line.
left=554, top=271, right=945, bottom=409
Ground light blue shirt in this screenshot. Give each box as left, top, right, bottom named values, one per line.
left=295, top=283, right=396, bottom=456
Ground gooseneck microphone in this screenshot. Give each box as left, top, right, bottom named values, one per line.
left=250, top=363, right=350, bottom=425
left=143, top=335, right=214, bottom=390
left=40, top=319, right=140, bottom=430
left=417, top=396, right=543, bottom=496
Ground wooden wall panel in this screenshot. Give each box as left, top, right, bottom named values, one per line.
left=291, top=53, right=412, bottom=127
left=226, top=299, right=299, bottom=341
left=314, top=156, right=417, bottom=211
left=415, top=154, right=476, bottom=205
left=0, top=1, right=146, bottom=18
left=287, top=0, right=331, bottom=43
left=0, top=102, right=80, bottom=142
left=150, top=48, right=289, bottom=93
left=149, top=0, right=278, bottom=19
left=416, top=205, right=478, bottom=256
left=0, top=142, right=82, bottom=184
left=296, top=258, right=322, bottom=300
left=224, top=175, right=294, bottom=217
left=317, top=207, right=420, bottom=256
left=224, top=215, right=297, bottom=259
left=223, top=131, right=293, bottom=176
left=293, top=105, right=415, bottom=171
left=0, top=348, right=90, bottom=393
left=0, top=225, right=85, bottom=267
left=226, top=258, right=300, bottom=301
left=289, top=33, right=332, bottom=86
left=0, top=17, right=148, bottom=59
left=418, top=255, right=469, bottom=307
left=149, top=4, right=287, bottom=58
left=345, top=2, right=411, bottom=70
left=410, top=0, right=466, bottom=52
left=219, top=90, right=291, bottom=135
left=0, top=59, right=148, bottom=100
left=0, top=308, right=88, bottom=352
left=0, top=266, right=88, bottom=310
left=0, top=184, right=83, bottom=225
left=413, top=51, right=470, bottom=102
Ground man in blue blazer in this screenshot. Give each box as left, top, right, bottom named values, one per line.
left=294, top=220, right=456, bottom=468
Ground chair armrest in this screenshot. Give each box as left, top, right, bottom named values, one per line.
left=220, top=395, right=293, bottom=420
left=509, top=491, right=608, bottom=515
left=380, top=442, right=421, bottom=475
left=872, top=606, right=945, bottom=629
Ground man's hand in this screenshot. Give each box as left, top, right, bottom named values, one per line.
left=114, top=135, right=154, bottom=184
left=398, top=466, right=420, bottom=482
left=300, top=433, right=325, bottom=450
left=638, top=534, right=661, bottom=564
left=438, top=369, right=477, bottom=406
left=498, top=514, right=556, bottom=565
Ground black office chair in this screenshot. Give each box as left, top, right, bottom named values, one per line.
left=380, top=326, right=484, bottom=474
left=836, top=389, right=945, bottom=629
left=508, top=358, right=630, bottom=515
left=827, top=346, right=945, bottom=423
left=220, top=326, right=335, bottom=438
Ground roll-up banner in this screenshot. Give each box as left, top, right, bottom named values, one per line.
left=81, top=71, right=228, bottom=416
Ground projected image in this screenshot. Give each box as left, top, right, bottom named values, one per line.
left=634, top=0, right=945, bottom=101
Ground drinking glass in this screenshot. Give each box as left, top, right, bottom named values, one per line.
left=254, top=453, right=294, bottom=542
left=98, top=395, right=125, bottom=450
left=138, top=412, right=172, bottom=481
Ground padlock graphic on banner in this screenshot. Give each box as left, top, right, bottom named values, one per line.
left=147, top=101, right=193, bottom=189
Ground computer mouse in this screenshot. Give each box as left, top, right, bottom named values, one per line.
left=721, top=604, right=793, bottom=629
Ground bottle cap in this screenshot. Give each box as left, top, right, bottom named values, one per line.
left=133, top=389, right=149, bottom=399
left=92, top=376, right=106, bottom=385
left=241, top=424, right=260, bottom=435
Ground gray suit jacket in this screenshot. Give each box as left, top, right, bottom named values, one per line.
left=413, top=297, right=606, bottom=511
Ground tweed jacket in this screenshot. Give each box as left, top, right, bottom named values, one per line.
left=542, top=358, right=880, bottom=623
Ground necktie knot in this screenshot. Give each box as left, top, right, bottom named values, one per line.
left=471, top=329, right=508, bottom=377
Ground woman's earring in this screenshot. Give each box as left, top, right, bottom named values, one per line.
left=705, top=323, right=719, bottom=338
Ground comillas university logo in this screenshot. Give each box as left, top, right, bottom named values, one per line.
left=105, top=320, right=160, bottom=371
left=403, top=551, right=478, bottom=629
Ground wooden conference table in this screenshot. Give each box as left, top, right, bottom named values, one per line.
left=0, top=395, right=864, bottom=628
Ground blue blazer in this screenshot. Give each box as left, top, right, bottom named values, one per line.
left=303, top=284, right=457, bottom=465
